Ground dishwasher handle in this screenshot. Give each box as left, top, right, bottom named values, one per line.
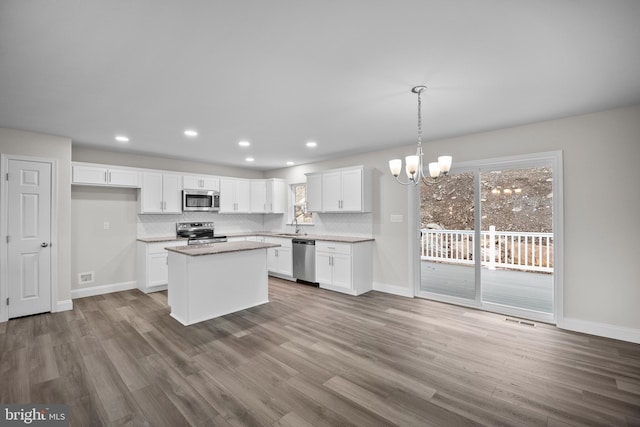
left=292, top=239, right=315, bottom=245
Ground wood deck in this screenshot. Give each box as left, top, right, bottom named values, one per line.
left=2, top=278, right=638, bottom=426
left=421, top=260, right=553, bottom=312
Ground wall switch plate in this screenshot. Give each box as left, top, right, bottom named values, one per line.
left=103, top=222, right=109, bottom=230
left=390, top=214, right=403, bottom=223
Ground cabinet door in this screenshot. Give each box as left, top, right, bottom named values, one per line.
left=148, top=252, right=169, bottom=287
left=201, top=176, right=220, bottom=191
left=306, top=174, right=323, bottom=212
left=340, top=168, right=362, bottom=212
left=269, top=179, right=286, bottom=213
left=183, top=175, right=202, bottom=189
left=108, top=168, right=139, bottom=187
left=278, top=246, right=293, bottom=276
left=141, top=172, right=164, bottom=213
left=235, top=179, right=251, bottom=213
left=331, top=253, right=352, bottom=289
left=316, top=252, right=333, bottom=285
left=73, top=165, right=108, bottom=185
left=322, top=171, right=341, bottom=212
left=250, top=180, right=267, bottom=213
left=162, top=173, right=183, bottom=213
left=267, top=247, right=278, bottom=272
left=219, top=178, right=236, bottom=212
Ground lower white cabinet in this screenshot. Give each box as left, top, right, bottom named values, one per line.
left=315, top=240, right=373, bottom=295
left=137, top=240, right=184, bottom=292
left=265, top=237, right=292, bottom=277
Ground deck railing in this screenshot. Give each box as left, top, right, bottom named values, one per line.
left=421, top=226, right=553, bottom=273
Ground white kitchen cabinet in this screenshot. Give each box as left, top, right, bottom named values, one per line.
left=72, top=162, right=139, bottom=187
left=306, top=166, right=371, bottom=213
left=137, top=240, right=184, bottom=292
left=250, top=179, right=287, bottom=213
left=306, top=174, right=322, bottom=212
left=265, top=237, right=292, bottom=277
left=220, top=178, right=251, bottom=213
left=250, top=180, right=268, bottom=213
left=139, top=171, right=182, bottom=214
left=315, top=240, right=373, bottom=296
left=183, top=174, right=220, bottom=191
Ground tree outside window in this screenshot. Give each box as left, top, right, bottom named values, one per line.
left=292, top=183, right=313, bottom=224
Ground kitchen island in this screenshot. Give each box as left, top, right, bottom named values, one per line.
left=166, top=241, right=279, bottom=326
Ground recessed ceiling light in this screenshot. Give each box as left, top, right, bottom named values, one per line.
left=245, top=157, right=255, bottom=162
left=184, top=129, right=198, bottom=137
left=238, top=141, right=251, bottom=147
left=115, top=135, right=129, bottom=143
left=286, top=161, right=294, bottom=166
left=306, top=141, right=317, bottom=148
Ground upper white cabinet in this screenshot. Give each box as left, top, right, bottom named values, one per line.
left=72, top=163, right=139, bottom=188
left=183, top=174, right=220, bottom=191
left=250, top=179, right=287, bottom=213
left=139, top=171, right=183, bottom=214
left=306, top=174, right=322, bottom=212
left=220, top=178, right=251, bottom=213
left=306, top=165, right=371, bottom=213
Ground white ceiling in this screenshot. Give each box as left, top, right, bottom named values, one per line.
left=1, top=1, right=639, bottom=171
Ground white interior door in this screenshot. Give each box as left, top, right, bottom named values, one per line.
left=7, top=159, right=52, bottom=318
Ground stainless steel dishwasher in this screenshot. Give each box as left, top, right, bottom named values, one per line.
left=292, top=238, right=317, bottom=283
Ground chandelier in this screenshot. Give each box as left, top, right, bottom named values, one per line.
left=389, top=85, right=452, bottom=185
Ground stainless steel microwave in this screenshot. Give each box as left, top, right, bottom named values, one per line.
left=182, top=189, right=220, bottom=212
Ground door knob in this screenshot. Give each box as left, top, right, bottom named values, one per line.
left=41, top=242, right=49, bottom=247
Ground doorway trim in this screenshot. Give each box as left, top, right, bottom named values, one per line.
left=413, top=150, right=564, bottom=325
left=0, top=154, right=59, bottom=323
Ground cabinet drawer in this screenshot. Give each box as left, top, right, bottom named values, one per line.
left=147, top=241, right=183, bottom=254
left=316, top=241, right=351, bottom=255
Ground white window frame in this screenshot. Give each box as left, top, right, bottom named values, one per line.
left=289, top=182, right=314, bottom=225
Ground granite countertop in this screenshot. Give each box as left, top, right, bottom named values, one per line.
left=226, top=231, right=374, bottom=243
left=137, top=236, right=187, bottom=243
left=166, top=241, right=280, bottom=257
left=138, top=233, right=374, bottom=244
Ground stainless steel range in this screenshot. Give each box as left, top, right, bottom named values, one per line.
left=176, top=222, right=227, bottom=245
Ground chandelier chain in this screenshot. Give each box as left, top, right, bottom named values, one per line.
left=417, top=90, right=422, bottom=147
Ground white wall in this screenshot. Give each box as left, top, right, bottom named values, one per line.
left=71, top=186, right=138, bottom=290
left=0, top=127, right=72, bottom=311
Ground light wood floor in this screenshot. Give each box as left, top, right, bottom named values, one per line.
left=1, top=278, right=639, bottom=426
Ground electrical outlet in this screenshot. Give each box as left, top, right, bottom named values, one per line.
left=390, top=214, right=403, bottom=223
left=103, top=222, right=109, bottom=230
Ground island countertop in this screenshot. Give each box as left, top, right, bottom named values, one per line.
left=166, top=241, right=280, bottom=257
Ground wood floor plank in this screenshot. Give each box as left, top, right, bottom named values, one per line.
left=0, top=277, right=638, bottom=426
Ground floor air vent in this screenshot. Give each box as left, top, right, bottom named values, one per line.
left=505, top=317, right=535, bottom=327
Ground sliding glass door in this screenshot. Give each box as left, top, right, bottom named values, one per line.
left=416, top=152, right=561, bottom=323
left=419, top=171, right=477, bottom=304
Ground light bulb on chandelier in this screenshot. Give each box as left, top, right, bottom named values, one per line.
left=389, top=86, right=452, bottom=185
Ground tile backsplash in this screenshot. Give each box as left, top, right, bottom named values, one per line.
left=137, top=212, right=266, bottom=237
left=138, top=211, right=373, bottom=238
left=264, top=212, right=373, bottom=237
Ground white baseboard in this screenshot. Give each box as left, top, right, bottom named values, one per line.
left=71, top=281, right=137, bottom=299
left=54, top=299, right=73, bottom=312
left=562, top=317, right=640, bottom=344
left=372, top=282, right=414, bottom=298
